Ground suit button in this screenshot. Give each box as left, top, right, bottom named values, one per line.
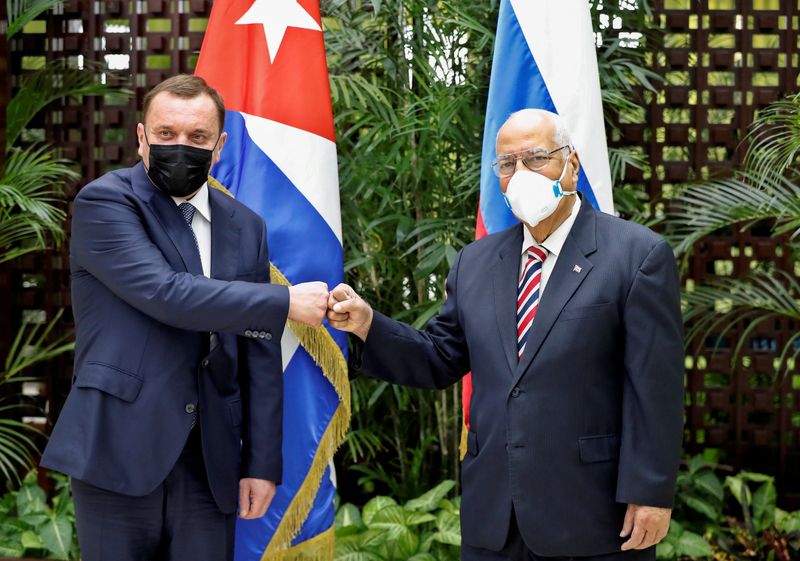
left=511, top=387, right=521, bottom=398
left=258, top=331, right=266, bottom=338
left=265, top=332, right=272, bottom=341
left=201, top=359, right=209, bottom=368
left=245, top=330, right=253, bottom=337
left=185, top=403, right=196, bottom=414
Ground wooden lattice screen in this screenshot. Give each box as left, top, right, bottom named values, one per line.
left=0, top=0, right=798, bottom=505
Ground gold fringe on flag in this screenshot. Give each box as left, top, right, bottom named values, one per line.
left=209, top=176, right=350, bottom=561
left=263, top=526, right=335, bottom=561
left=459, top=416, right=468, bottom=461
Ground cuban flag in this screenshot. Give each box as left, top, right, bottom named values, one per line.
left=464, top=0, right=613, bottom=447
left=195, top=1, right=347, bottom=560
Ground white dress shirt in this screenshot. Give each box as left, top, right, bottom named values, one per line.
left=519, top=195, right=581, bottom=295
left=173, top=182, right=212, bottom=277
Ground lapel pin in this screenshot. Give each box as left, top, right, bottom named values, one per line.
left=573, top=265, right=582, bottom=273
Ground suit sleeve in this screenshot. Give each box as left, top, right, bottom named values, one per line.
left=239, top=220, right=283, bottom=482
left=616, top=239, right=685, bottom=508
left=71, top=180, right=289, bottom=336
left=358, top=249, right=470, bottom=389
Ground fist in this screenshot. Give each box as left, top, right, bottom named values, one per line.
left=327, top=283, right=373, bottom=341
left=287, top=281, right=329, bottom=328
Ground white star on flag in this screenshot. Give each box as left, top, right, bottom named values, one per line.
left=235, top=0, right=322, bottom=64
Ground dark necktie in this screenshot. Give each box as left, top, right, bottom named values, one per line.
left=178, top=202, right=200, bottom=252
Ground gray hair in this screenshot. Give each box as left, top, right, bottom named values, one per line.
left=501, top=109, right=573, bottom=148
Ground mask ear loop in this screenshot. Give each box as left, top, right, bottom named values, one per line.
left=553, top=149, right=577, bottom=198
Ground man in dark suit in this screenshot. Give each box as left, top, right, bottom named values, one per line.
left=327, top=109, right=684, bottom=561
left=41, top=75, right=329, bottom=561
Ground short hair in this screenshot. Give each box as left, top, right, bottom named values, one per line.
left=142, top=75, right=226, bottom=133
left=502, top=109, right=573, bottom=149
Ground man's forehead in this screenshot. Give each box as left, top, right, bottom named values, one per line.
left=496, top=128, right=554, bottom=155
left=147, top=93, right=216, bottom=119
left=145, top=93, right=218, bottom=132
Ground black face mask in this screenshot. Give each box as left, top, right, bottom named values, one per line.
left=144, top=134, right=220, bottom=198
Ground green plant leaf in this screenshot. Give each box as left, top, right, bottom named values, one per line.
left=775, top=509, right=800, bottom=533
left=16, top=483, right=46, bottom=517
left=684, top=495, right=721, bottom=521
left=39, top=514, right=73, bottom=559
left=20, top=530, right=43, bottom=550
left=362, top=496, right=397, bottom=526
left=356, top=528, right=386, bottom=550
left=3, top=517, right=31, bottom=534
left=656, top=540, right=676, bottom=560
left=334, top=536, right=385, bottom=561
left=694, top=470, right=724, bottom=502
left=676, top=531, right=713, bottom=557
left=368, top=505, right=420, bottom=557
left=336, top=503, right=363, bottom=529
left=432, top=511, right=461, bottom=546
left=405, top=480, right=455, bottom=512
left=408, top=554, right=437, bottom=561
left=739, top=471, right=774, bottom=483
left=20, top=512, right=49, bottom=527
left=751, top=480, right=776, bottom=532
left=0, top=540, right=25, bottom=557
left=725, top=475, right=750, bottom=507
left=406, top=511, right=437, bottom=525
left=335, top=525, right=362, bottom=538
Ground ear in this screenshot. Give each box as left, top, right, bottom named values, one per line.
left=212, top=131, right=228, bottom=166
left=568, top=151, right=581, bottom=185
left=136, top=123, right=146, bottom=160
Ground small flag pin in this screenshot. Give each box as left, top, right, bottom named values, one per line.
left=573, top=265, right=582, bottom=273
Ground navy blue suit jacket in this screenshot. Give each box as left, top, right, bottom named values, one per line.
left=41, top=162, right=289, bottom=514
left=358, top=200, right=684, bottom=555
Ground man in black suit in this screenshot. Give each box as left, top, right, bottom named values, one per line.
left=41, top=75, right=330, bottom=561
left=327, top=109, right=684, bottom=561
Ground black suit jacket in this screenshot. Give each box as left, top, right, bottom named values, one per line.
left=358, top=201, right=684, bottom=555
left=41, top=162, right=288, bottom=514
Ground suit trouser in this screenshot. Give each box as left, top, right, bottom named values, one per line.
left=461, top=508, right=655, bottom=561
left=71, top=428, right=235, bottom=561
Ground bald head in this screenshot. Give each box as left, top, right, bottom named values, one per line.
left=496, top=109, right=572, bottom=151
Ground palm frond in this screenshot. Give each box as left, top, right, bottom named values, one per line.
left=683, top=269, right=800, bottom=374
left=663, top=171, right=800, bottom=258
left=6, top=59, right=117, bottom=148
left=0, top=413, right=42, bottom=484
left=3, top=309, right=74, bottom=383
left=6, top=0, right=62, bottom=39
left=0, top=145, right=76, bottom=263
left=743, top=93, right=800, bottom=185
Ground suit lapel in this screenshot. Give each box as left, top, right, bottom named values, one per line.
left=132, top=162, right=203, bottom=275
left=492, top=226, right=524, bottom=375
left=209, top=188, right=241, bottom=281
left=513, top=201, right=598, bottom=384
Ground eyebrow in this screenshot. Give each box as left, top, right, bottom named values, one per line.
left=150, top=125, right=213, bottom=136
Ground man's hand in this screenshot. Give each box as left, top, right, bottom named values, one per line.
left=238, top=478, right=276, bottom=519
left=620, top=504, right=671, bottom=550
left=326, top=283, right=373, bottom=341
left=287, top=282, right=329, bottom=328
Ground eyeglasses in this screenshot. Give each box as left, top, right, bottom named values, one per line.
left=491, top=145, right=571, bottom=177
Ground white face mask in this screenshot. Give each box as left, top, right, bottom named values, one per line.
left=501, top=157, right=576, bottom=228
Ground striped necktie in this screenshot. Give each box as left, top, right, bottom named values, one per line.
left=517, top=246, right=548, bottom=360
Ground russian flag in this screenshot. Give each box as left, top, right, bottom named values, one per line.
left=464, top=0, right=613, bottom=441
left=195, top=1, right=348, bottom=560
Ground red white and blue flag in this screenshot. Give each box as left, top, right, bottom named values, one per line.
left=196, top=1, right=346, bottom=559
left=464, top=0, right=613, bottom=440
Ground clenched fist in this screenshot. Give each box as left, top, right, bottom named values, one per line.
left=326, top=283, right=373, bottom=341
left=287, top=281, right=329, bottom=328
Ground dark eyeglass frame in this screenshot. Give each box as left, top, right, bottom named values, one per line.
left=491, top=145, right=571, bottom=177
